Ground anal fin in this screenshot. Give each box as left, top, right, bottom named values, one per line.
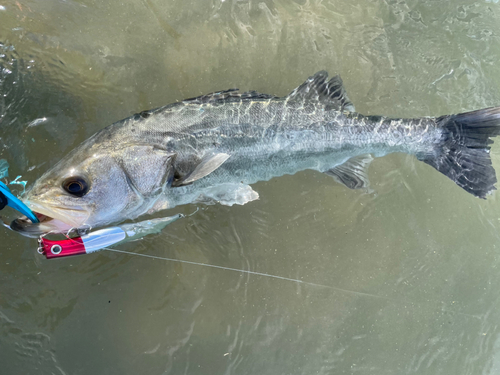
left=324, top=154, right=374, bottom=190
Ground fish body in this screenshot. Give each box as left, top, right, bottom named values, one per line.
left=13, top=72, right=500, bottom=236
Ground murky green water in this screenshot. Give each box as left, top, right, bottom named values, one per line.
left=1, top=0, right=500, bottom=374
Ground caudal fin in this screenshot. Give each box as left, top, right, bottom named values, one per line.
left=418, top=107, right=500, bottom=199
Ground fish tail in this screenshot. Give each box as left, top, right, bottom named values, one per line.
left=418, top=106, right=500, bottom=198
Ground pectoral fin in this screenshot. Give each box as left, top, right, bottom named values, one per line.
left=325, top=154, right=374, bottom=190
left=172, top=153, right=230, bottom=187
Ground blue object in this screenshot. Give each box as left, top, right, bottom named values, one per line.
left=0, top=181, right=39, bottom=223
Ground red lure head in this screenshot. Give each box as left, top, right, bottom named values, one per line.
left=39, top=236, right=85, bottom=259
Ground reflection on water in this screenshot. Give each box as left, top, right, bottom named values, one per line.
left=1, top=0, right=500, bottom=374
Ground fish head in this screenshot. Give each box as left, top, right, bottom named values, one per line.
left=11, top=132, right=176, bottom=237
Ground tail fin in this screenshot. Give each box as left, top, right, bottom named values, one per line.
left=418, top=107, right=500, bottom=199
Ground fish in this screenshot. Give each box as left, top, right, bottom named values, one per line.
left=11, top=71, right=500, bottom=237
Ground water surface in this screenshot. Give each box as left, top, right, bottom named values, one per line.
left=1, top=1, right=500, bottom=374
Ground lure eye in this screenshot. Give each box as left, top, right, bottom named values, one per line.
left=62, top=177, right=89, bottom=197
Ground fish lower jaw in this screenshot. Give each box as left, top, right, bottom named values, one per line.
left=10, top=212, right=80, bottom=237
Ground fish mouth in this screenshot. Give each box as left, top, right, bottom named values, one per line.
left=10, top=202, right=90, bottom=238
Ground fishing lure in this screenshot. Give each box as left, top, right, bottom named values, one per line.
left=38, top=214, right=183, bottom=259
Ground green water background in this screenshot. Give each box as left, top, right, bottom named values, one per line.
left=1, top=0, right=500, bottom=374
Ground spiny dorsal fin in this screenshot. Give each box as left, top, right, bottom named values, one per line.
left=172, top=153, right=230, bottom=187
left=324, top=154, right=374, bottom=190
left=183, top=89, right=276, bottom=105
left=287, top=71, right=355, bottom=112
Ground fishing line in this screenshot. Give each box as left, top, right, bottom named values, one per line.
left=102, top=246, right=487, bottom=320
left=103, top=246, right=397, bottom=300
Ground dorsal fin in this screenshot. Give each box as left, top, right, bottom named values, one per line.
left=287, top=71, right=355, bottom=112
left=183, top=89, right=277, bottom=105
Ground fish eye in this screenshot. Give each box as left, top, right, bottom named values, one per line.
left=62, top=177, right=89, bottom=197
